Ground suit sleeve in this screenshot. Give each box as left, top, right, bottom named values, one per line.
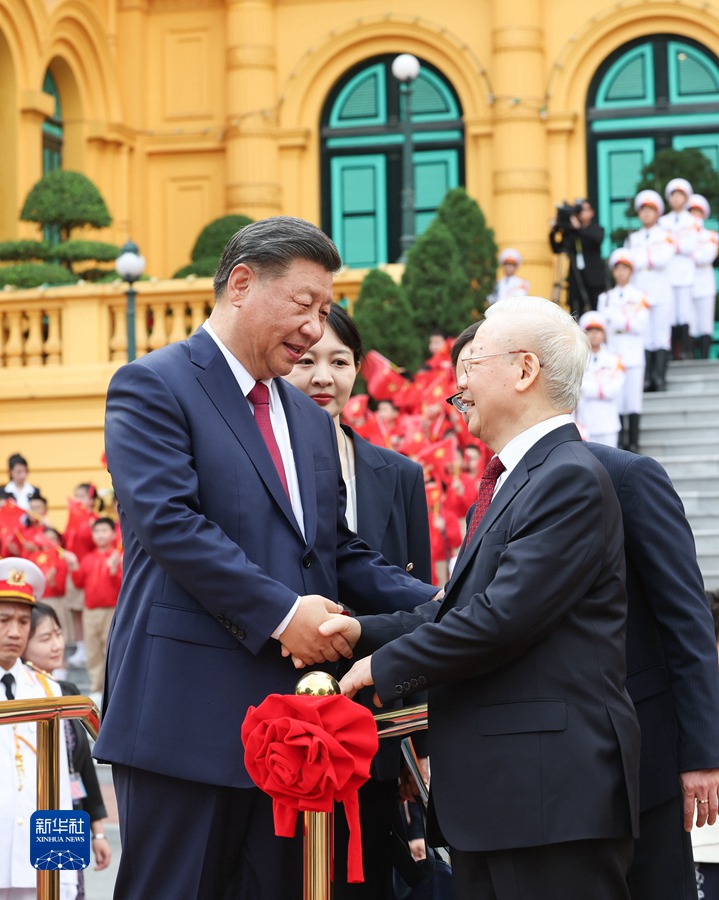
left=105, top=362, right=299, bottom=655
left=618, top=455, right=719, bottom=772
left=370, top=460, right=616, bottom=701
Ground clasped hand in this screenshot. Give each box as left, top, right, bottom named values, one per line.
left=279, top=594, right=360, bottom=667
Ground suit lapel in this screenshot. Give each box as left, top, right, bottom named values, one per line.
left=444, top=423, right=581, bottom=594
left=351, top=430, right=397, bottom=548
left=279, top=379, right=317, bottom=547
left=190, top=329, right=302, bottom=537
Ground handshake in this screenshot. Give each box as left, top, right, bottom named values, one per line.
left=279, top=594, right=375, bottom=701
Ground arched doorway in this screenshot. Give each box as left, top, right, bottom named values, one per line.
left=587, top=35, right=719, bottom=254
left=320, top=55, right=464, bottom=268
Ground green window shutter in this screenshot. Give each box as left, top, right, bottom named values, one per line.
left=329, top=64, right=387, bottom=128
left=596, top=138, right=655, bottom=256
left=668, top=42, right=719, bottom=104
left=414, top=150, right=460, bottom=235
left=330, top=155, right=388, bottom=268
left=595, top=44, right=655, bottom=109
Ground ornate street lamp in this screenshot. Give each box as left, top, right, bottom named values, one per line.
left=115, top=241, right=145, bottom=362
left=391, top=53, right=420, bottom=262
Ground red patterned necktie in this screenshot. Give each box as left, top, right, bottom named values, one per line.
left=247, top=382, right=290, bottom=498
left=466, top=455, right=506, bottom=543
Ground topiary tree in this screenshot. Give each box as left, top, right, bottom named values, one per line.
left=402, top=218, right=474, bottom=340
left=0, top=262, right=76, bottom=289
left=20, top=170, right=112, bottom=242
left=436, top=187, right=498, bottom=315
left=352, top=269, right=425, bottom=374
left=174, top=214, right=254, bottom=278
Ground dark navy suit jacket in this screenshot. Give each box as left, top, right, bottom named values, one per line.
left=359, top=424, right=641, bottom=852
left=93, top=328, right=435, bottom=787
left=588, top=444, right=719, bottom=811
left=346, top=426, right=431, bottom=585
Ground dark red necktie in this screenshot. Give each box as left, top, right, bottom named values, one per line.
left=247, top=381, right=290, bottom=498
left=466, top=455, right=506, bottom=543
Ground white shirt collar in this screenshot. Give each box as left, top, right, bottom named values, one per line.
left=496, top=414, right=574, bottom=485
left=202, top=320, right=280, bottom=408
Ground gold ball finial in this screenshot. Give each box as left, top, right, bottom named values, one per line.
left=295, top=671, right=341, bottom=696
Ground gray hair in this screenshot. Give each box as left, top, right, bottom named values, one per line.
left=213, top=216, right=342, bottom=298
left=484, top=296, right=590, bottom=411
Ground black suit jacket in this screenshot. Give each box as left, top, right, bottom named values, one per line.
left=359, top=424, right=640, bottom=852
left=588, top=444, right=719, bottom=811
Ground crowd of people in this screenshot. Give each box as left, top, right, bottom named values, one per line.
left=0, top=455, right=122, bottom=701
left=0, top=211, right=718, bottom=900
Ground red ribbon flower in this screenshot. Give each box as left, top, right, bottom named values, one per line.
left=242, top=694, right=379, bottom=883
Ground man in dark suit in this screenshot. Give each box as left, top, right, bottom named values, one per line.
left=550, top=198, right=606, bottom=317
left=588, top=443, right=719, bottom=899
left=93, top=216, right=437, bottom=899
left=329, top=296, right=641, bottom=900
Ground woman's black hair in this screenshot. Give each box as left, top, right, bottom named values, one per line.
left=29, top=601, right=62, bottom=640
left=326, top=304, right=365, bottom=367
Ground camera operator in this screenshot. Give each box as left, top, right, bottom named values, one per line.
left=550, top=198, right=607, bottom=318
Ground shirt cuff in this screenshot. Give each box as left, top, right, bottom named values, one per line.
left=272, top=597, right=301, bottom=639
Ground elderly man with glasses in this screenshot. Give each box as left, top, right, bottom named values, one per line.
left=325, top=296, right=641, bottom=900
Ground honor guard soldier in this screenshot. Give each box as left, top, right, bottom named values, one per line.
left=598, top=249, right=650, bottom=453
left=625, top=189, right=675, bottom=391
left=576, top=311, right=625, bottom=448
left=0, top=557, right=77, bottom=900
left=487, top=248, right=530, bottom=304
left=687, top=193, right=719, bottom=359
left=659, top=178, right=698, bottom=359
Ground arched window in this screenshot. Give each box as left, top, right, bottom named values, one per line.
left=587, top=36, right=719, bottom=253
left=42, top=70, right=63, bottom=244
left=321, top=56, right=464, bottom=268
left=42, top=70, right=63, bottom=174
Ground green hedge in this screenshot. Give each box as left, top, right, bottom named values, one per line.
left=0, top=263, right=77, bottom=288
left=0, top=240, right=51, bottom=261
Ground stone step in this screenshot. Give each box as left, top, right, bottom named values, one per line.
left=662, top=370, right=719, bottom=393
left=704, top=570, right=719, bottom=591
left=687, top=513, right=719, bottom=533
left=681, top=492, right=719, bottom=516
left=640, top=435, right=719, bottom=456
left=665, top=359, right=719, bottom=377
left=693, top=530, right=719, bottom=557
left=641, top=399, right=719, bottom=420
left=653, top=454, right=719, bottom=479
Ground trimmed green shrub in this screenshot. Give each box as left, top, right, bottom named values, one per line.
left=353, top=269, right=425, bottom=373
left=0, top=263, right=77, bottom=288
left=51, top=240, right=122, bottom=263
left=0, top=240, right=51, bottom=261
left=173, top=256, right=219, bottom=279
left=191, top=215, right=253, bottom=262
left=21, top=170, right=112, bottom=241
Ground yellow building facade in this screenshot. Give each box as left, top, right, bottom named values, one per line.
left=2, top=0, right=719, bottom=519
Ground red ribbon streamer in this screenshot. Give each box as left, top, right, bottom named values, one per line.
left=242, top=694, right=379, bottom=883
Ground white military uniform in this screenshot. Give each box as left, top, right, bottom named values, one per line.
left=487, top=275, right=530, bottom=305
left=659, top=209, right=697, bottom=325
left=576, top=345, right=625, bottom=447
left=598, top=283, right=650, bottom=415
left=691, top=223, right=719, bottom=339
left=0, top=659, right=77, bottom=900
left=625, top=226, right=675, bottom=351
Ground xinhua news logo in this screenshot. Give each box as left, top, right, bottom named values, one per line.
left=30, top=810, right=91, bottom=870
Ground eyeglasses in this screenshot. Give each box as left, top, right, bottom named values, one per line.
left=461, top=349, right=537, bottom=378
left=445, top=392, right=470, bottom=413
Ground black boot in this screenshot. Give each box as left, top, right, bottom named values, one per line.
left=680, top=324, right=692, bottom=360
left=654, top=349, right=670, bottom=391
left=644, top=351, right=656, bottom=392
left=618, top=415, right=629, bottom=450
left=627, top=414, right=640, bottom=454
left=699, top=334, right=713, bottom=359
left=671, top=325, right=682, bottom=361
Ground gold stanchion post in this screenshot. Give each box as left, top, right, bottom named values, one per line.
left=295, top=671, right=340, bottom=900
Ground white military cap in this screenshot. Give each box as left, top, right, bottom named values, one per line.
left=688, top=193, right=711, bottom=218
left=634, top=189, right=664, bottom=215
left=499, top=248, right=522, bottom=266
left=665, top=178, right=693, bottom=200
left=608, top=248, right=634, bottom=270
left=579, top=311, right=607, bottom=332
left=0, top=557, right=45, bottom=605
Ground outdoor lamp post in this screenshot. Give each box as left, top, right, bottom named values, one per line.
left=115, top=241, right=145, bottom=362
left=391, top=53, right=420, bottom=262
